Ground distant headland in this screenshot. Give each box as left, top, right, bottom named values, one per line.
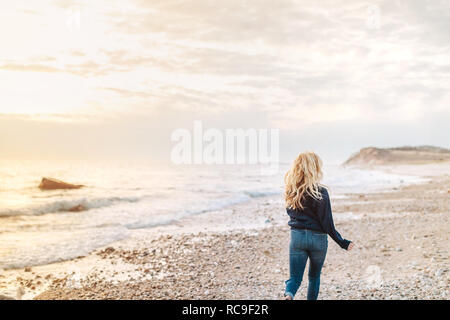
left=343, top=146, right=450, bottom=167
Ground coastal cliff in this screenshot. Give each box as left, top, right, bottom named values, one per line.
left=343, top=146, right=450, bottom=167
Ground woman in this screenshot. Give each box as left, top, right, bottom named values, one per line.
left=284, top=152, right=354, bottom=300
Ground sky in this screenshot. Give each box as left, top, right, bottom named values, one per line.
left=0, top=0, right=449, bottom=163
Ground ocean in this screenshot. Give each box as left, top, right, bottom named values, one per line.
left=0, top=159, right=425, bottom=270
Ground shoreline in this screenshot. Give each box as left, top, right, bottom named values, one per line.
left=1, top=163, right=449, bottom=299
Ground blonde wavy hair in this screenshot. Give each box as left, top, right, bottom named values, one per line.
left=284, top=152, right=324, bottom=210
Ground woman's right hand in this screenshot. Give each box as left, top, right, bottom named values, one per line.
left=347, top=242, right=354, bottom=251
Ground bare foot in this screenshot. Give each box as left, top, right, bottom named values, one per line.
left=284, top=294, right=293, bottom=300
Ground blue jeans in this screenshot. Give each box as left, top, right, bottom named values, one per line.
left=285, top=229, right=328, bottom=300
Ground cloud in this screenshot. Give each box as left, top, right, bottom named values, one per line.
left=1, top=59, right=124, bottom=77
left=0, top=63, right=61, bottom=73
left=1, top=0, right=449, bottom=160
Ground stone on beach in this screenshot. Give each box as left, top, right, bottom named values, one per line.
left=38, top=177, right=84, bottom=190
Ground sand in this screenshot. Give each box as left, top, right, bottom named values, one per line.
left=1, top=163, right=449, bottom=300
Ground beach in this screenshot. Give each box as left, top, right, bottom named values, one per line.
left=1, top=0, right=449, bottom=304
left=0, top=162, right=447, bottom=300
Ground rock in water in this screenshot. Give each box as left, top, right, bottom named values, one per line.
left=69, top=204, right=86, bottom=212
left=38, top=177, right=84, bottom=190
